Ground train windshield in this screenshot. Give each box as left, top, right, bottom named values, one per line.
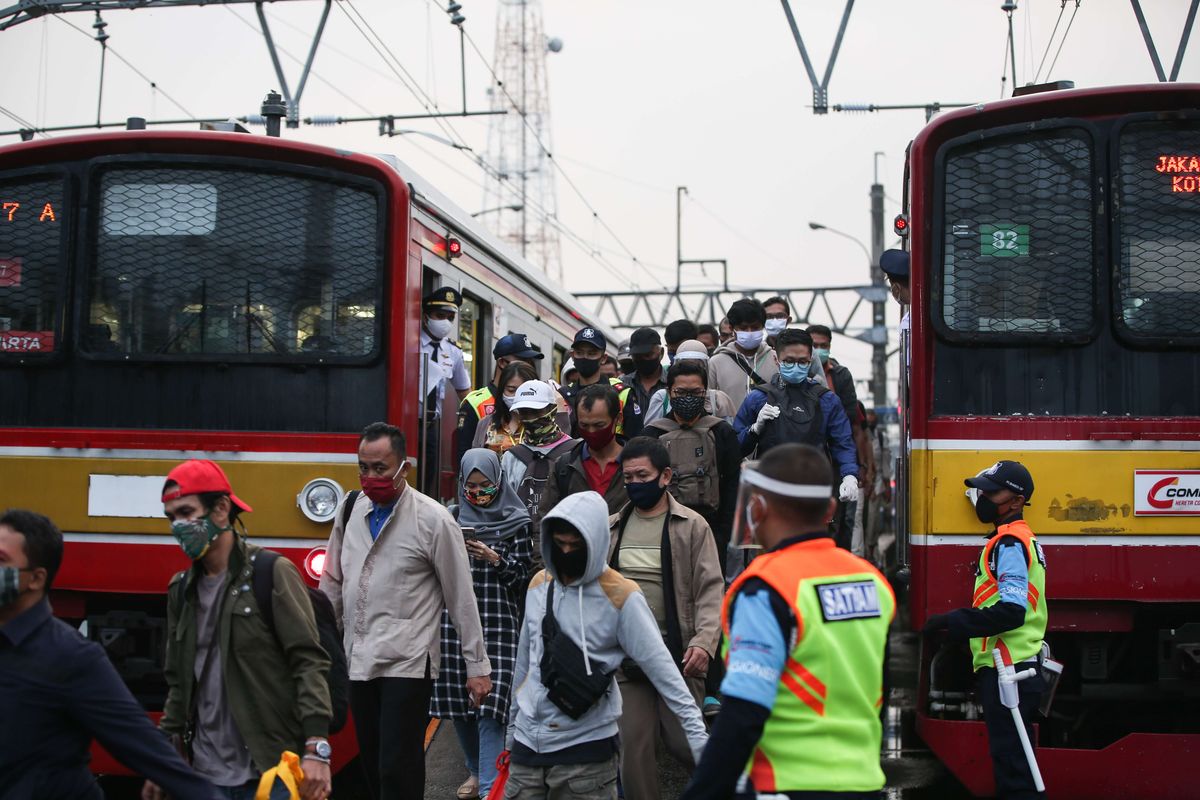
left=0, top=174, right=66, bottom=355
left=1115, top=119, right=1200, bottom=342
left=937, top=128, right=1095, bottom=342
left=84, top=165, right=384, bottom=360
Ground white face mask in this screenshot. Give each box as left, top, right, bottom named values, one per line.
left=502, top=395, right=516, bottom=409
left=425, top=317, right=454, bottom=340
left=764, top=318, right=787, bottom=336
left=735, top=329, right=764, bottom=351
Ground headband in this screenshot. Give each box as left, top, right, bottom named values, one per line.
left=742, top=469, right=831, bottom=499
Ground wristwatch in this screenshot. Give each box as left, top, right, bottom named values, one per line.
left=306, top=738, right=333, bottom=760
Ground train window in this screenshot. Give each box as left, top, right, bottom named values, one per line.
left=82, top=165, right=383, bottom=360
left=1114, top=119, right=1200, bottom=344
left=935, top=128, right=1096, bottom=342
left=0, top=174, right=65, bottom=356
left=457, top=295, right=484, bottom=386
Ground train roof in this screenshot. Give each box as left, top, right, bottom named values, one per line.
left=912, top=82, right=1200, bottom=152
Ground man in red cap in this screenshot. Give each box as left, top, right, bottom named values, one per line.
left=144, top=460, right=334, bottom=800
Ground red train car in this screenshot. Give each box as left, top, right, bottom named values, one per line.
left=0, top=129, right=610, bottom=774
left=899, top=83, right=1200, bottom=798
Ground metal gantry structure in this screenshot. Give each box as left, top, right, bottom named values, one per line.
left=479, top=0, right=562, bottom=283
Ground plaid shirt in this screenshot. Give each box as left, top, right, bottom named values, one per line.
left=430, top=528, right=534, bottom=722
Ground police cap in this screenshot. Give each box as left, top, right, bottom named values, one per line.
left=423, top=287, right=463, bottom=310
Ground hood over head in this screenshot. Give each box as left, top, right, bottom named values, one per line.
left=539, top=490, right=611, bottom=585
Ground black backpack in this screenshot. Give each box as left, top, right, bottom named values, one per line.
left=509, top=439, right=579, bottom=523
left=253, top=549, right=350, bottom=734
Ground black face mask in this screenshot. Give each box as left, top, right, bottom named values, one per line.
left=551, top=545, right=588, bottom=580
left=975, top=495, right=1004, bottom=524
left=574, top=358, right=601, bottom=379
left=634, top=358, right=661, bottom=377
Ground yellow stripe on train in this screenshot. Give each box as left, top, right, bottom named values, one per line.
left=910, top=448, right=1200, bottom=536
left=0, top=455, right=358, bottom=538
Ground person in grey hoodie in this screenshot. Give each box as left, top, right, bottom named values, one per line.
left=505, top=491, right=708, bottom=800
left=707, top=298, right=780, bottom=411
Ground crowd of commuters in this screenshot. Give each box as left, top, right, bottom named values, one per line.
left=0, top=292, right=907, bottom=800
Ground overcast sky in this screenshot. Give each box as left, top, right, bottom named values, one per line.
left=3, top=0, right=1196, bottom=383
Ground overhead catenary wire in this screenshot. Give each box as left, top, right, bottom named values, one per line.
left=54, top=14, right=196, bottom=120
left=1033, top=1, right=1068, bottom=84
left=335, top=0, right=644, bottom=289
left=1045, top=1, right=1081, bottom=81
left=223, top=6, right=375, bottom=117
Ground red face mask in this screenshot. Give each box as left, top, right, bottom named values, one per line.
left=580, top=422, right=615, bottom=452
left=360, top=464, right=405, bottom=505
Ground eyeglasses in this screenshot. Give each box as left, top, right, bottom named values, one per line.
left=779, top=359, right=811, bottom=367
left=670, top=389, right=705, bottom=398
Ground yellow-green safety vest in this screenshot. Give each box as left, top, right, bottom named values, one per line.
left=969, top=519, right=1048, bottom=670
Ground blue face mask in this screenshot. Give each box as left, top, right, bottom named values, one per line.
left=780, top=362, right=810, bottom=385
left=814, top=348, right=831, bottom=364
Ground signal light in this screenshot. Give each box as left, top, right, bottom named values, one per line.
left=894, top=214, right=910, bottom=237
left=304, top=547, right=328, bottom=580
left=447, top=237, right=463, bottom=258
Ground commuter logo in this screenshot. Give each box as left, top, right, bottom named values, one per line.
left=816, top=581, right=881, bottom=622
left=1133, top=470, right=1200, bottom=516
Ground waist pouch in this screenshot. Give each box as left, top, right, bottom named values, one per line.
left=540, top=581, right=614, bottom=719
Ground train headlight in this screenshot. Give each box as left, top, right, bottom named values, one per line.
left=304, top=547, right=328, bottom=580
left=297, top=478, right=344, bottom=523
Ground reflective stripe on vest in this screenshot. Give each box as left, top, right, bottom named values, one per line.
left=610, top=377, right=631, bottom=436
left=722, top=537, right=894, bottom=794
left=465, top=387, right=496, bottom=420
left=969, top=519, right=1048, bottom=671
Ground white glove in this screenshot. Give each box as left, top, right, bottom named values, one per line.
left=750, top=403, right=781, bottom=435
left=839, top=475, right=860, bottom=503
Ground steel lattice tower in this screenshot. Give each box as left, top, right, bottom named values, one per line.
left=481, top=0, right=562, bottom=282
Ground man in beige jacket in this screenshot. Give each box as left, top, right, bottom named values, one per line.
left=606, top=437, right=724, bottom=800
left=321, top=422, right=492, bottom=800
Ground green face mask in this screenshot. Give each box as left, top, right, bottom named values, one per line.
left=522, top=409, right=560, bottom=445
left=170, top=514, right=231, bottom=561
left=814, top=347, right=831, bottom=364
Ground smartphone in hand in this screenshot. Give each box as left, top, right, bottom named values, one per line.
left=461, top=526, right=477, bottom=541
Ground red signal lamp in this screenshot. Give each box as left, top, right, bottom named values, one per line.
left=893, top=213, right=910, bottom=237
left=304, top=547, right=327, bottom=580
left=447, top=237, right=463, bottom=258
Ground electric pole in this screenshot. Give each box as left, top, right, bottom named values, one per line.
left=870, top=152, right=888, bottom=408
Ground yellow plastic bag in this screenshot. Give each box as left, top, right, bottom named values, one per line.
left=255, top=750, right=305, bottom=800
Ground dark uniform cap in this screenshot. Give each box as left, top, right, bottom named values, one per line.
left=572, top=326, right=607, bottom=352
left=880, top=249, right=909, bottom=280
left=494, top=333, right=543, bottom=360
left=965, top=460, right=1034, bottom=502
left=628, top=327, right=662, bottom=355
left=423, top=287, right=463, bottom=309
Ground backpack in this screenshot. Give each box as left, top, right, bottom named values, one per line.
left=647, top=416, right=722, bottom=515
left=253, top=549, right=350, bottom=734
left=509, top=439, right=578, bottom=523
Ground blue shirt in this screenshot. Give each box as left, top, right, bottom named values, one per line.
left=721, top=587, right=789, bottom=712
left=0, top=599, right=217, bottom=799
left=369, top=500, right=398, bottom=541
left=995, top=542, right=1030, bottom=608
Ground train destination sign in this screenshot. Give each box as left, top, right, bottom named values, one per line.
left=1134, top=469, right=1200, bottom=516
left=1154, top=155, right=1200, bottom=193
left=2, top=201, right=58, bottom=222
left=0, top=331, right=54, bottom=353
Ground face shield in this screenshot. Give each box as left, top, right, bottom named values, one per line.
left=732, top=461, right=835, bottom=550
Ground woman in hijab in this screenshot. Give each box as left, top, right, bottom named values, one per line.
left=431, top=448, right=534, bottom=800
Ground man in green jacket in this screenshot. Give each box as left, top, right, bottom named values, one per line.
left=144, top=459, right=333, bottom=800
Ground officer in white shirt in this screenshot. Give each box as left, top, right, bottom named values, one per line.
left=420, top=287, right=471, bottom=498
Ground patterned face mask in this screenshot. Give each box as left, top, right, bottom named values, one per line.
left=0, top=565, right=24, bottom=608
left=522, top=409, right=560, bottom=445
left=466, top=484, right=500, bottom=506
left=170, top=514, right=230, bottom=561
